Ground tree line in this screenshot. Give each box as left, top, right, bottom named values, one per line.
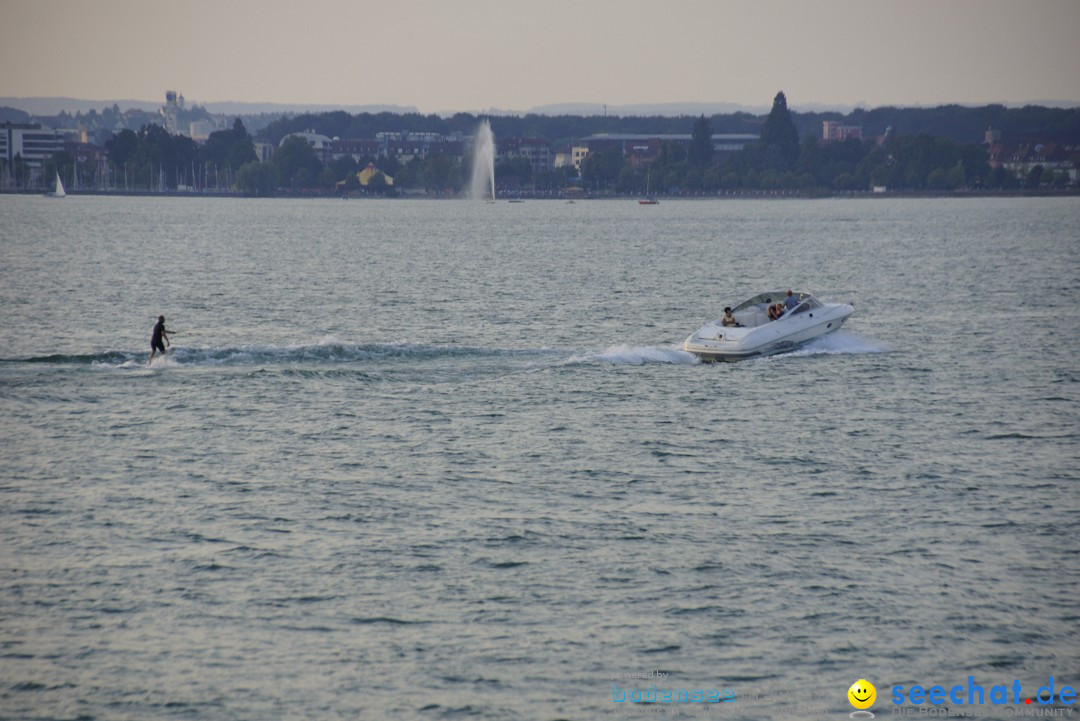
left=29, top=93, right=1077, bottom=195
left=243, top=93, right=1079, bottom=195
left=579, top=93, right=1053, bottom=194
left=255, top=103, right=1080, bottom=149
left=86, top=119, right=258, bottom=191
left=4, top=118, right=250, bottom=192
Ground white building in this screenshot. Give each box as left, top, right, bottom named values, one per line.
left=496, top=137, right=553, bottom=174
left=161, top=90, right=185, bottom=135
left=0, top=123, right=63, bottom=169
left=189, top=119, right=225, bottom=142
left=822, top=120, right=862, bottom=142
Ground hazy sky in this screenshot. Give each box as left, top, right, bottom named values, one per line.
left=3, top=0, right=1078, bottom=112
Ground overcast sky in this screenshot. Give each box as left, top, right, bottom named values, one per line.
left=3, top=0, right=1078, bottom=113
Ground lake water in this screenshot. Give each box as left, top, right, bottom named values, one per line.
left=1, top=195, right=1077, bottom=720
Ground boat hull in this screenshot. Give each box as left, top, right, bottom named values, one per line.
left=683, top=303, right=853, bottom=362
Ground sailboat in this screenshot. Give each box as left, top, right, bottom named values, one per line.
left=48, top=172, right=66, bottom=198
left=639, top=169, right=658, bottom=204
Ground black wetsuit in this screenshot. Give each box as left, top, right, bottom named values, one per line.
left=151, top=320, right=167, bottom=353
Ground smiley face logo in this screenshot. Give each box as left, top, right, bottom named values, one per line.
left=848, top=679, right=876, bottom=710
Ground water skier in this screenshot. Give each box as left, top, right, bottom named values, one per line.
left=149, top=315, right=171, bottom=364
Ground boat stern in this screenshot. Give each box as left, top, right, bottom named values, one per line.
left=682, top=324, right=757, bottom=362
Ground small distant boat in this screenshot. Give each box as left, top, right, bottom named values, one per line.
left=47, top=172, right=66, bottom=198
left=639, top=170, right=658, bottom=204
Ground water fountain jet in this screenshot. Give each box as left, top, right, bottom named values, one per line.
left=468, top=120, right=495, bottom=200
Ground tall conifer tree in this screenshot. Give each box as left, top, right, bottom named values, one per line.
left=690, top=115, right=714, bottom=167
left=761, top=91, right=800, bottom=170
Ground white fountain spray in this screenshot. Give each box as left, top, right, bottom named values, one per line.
left=468, top=120, right=496, bottom=200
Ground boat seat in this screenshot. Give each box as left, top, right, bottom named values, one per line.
left=734, top=306, right=771, bottom=328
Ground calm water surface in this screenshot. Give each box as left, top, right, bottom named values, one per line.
left=1, top=196, right=1078, bottom=720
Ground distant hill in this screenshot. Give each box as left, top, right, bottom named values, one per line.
left=0, top=96, right=786, bottom=118
left=516, top=102, right=773, bottom=116
left=0, top=96, right=419, bottom=117
left=0, top=96, right=162, bottom=115
left=522, top=100, right=1078, bottom=117
left=200, top=101, right=420, bottom=116
left=0, top=106, right=31, bottom=123
left=5, top=96, right=1077, bottom=121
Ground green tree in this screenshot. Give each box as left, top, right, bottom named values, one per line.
left=833, top=172, right=857, bottom=190
left=869, top=162, right=894, bottom=189
left=989, top=166, right=1017, bottom=190
left=796, top=136, right=823, bottom=178
left=616, top=165, right=638, bottom=192
left=105, top=129, right=139, bottom=169
left=378, top=154, right=401, bottom=179
left=958, top=144, right=990, bottom=186
left=203, top=119, right=257, bottom=172
left=237, top=161, right=280, bottom=196
left=926, top=168, right=951, bottom=190
left=366, top=170, right=396, bottom=196
left=1025, top=165, right=1044, bottom=189
left=226, top=136, right=257, bottom=169
left=495, top=156, right=532, bottom=184
left=320, top=155, right=359, bottom=190
left=882, top=134, right=962, bottom=189
left=689, top=115, right=714, bottom=167
left=272, top=135, right=322, bottom=189
left=420, top=155, right=459, bottom=192
left=113, top=124, right=200, bottom=189
left=397, top=157, right=422, bottom=189
left=760, top=91, right=800, bottom=170
left=581, top=146, right=626, bottom=191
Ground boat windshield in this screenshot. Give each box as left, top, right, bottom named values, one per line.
left=788, top=296, right=822, bottom=315
left=732, top=291, right=815, bottom=312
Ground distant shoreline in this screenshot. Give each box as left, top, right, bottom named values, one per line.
left=3, top=188, right=1077, bottom=200
left=0, top=189, right=244, bottom=198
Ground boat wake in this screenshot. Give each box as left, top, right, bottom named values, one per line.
left=4, top=341, right=557, bottom=370
left=768, top=331, right=888, bottom=359
left=563, top=344, right=699, bottom=366
left=2, top=333, right=883, bottom=373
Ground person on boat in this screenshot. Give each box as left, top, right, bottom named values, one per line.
left=149, top=315, right=171, bottom=364
left=768, top=303, right=784, bottom=321
left=783, top=290, right=799, bottom=312
left=721, top=307, right=741, bottom=327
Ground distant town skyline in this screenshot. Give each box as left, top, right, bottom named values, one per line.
left=3, top=0, right=1079, bottom=115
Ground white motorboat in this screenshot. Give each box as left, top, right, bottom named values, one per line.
left=683, top=291, right=854, bottom=362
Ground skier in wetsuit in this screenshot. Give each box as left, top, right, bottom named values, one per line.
left=149, top=315, right=171, bottom=364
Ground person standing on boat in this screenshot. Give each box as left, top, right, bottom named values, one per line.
left=149, top=315, right=171, bottom=364
left=783, top=290, right=799, bottom=312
